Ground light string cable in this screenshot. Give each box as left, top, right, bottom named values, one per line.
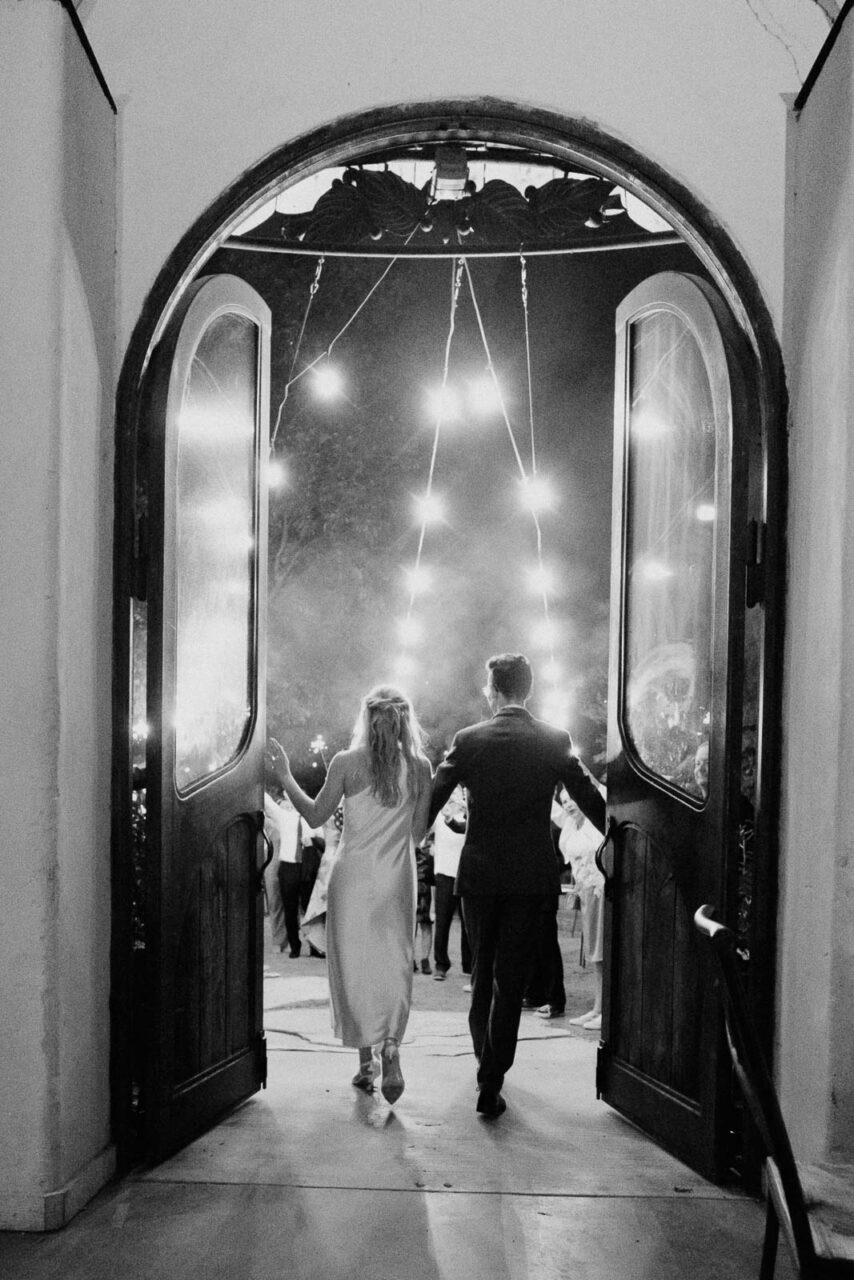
left=521, top=254, right=537, bottom=476
left=406, top=255, right=466, bottom=622
left=270, top=254, right=325, bottom=451
left=270, top=222, right=423, bottom=450
left=462, top=255, right=556, bottom=672
left=518, top=250, right=553, bottom=662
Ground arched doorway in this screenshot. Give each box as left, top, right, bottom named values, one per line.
left=111, top=101, right=785, bottom=1182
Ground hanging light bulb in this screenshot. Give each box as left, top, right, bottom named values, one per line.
left=696, top=503, right=716, bottom=523
left=415, top=492, right=444, bottom=525
left=520, top=473, right=554, bottom=513
left=267, top=458, right=287, bottom=489
left=312, top=361, right=343, bottom=400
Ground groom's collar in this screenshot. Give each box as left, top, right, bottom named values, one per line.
left=492, top=704, right=531, bottom=718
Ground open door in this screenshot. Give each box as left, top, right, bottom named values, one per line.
left=597, top=272, right=753, bottom=1181
left=143, top=274, right=271, bottom=1158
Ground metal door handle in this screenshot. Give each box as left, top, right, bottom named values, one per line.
left=257, top=810, right=273, bottom=891
left=595, top=815, right=619, bottom=882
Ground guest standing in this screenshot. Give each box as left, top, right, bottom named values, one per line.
left=431, top=786, right=472, bottom=982
left=264, top=783, right=321, bottom=958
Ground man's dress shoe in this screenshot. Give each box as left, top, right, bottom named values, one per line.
left=476, top=1088, right=507, bottom=1118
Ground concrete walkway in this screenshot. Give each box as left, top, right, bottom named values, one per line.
left=0, top=938, right=792, bottom=1279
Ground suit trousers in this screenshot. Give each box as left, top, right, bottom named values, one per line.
left=433, top=873, right=472, bottom=975
left=462, top=892, right=550, bottom=1092
left=277, top=861, right=303, bottom=955
left=525, top=893, right=565, bottom=1011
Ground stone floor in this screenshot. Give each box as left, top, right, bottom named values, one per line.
left=0, top=914, right=793, bottom=1280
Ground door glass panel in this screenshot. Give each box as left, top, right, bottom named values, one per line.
left=622, top=309, right=716, bottom=800
left=174, top=313, right=258, bottom=790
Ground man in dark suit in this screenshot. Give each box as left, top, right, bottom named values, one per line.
left=428, top=653, right=606, bottom=1118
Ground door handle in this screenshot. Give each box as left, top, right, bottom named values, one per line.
left=256, top=810, right=274, bottom=891
left=595, top=815, right=619, bottom=885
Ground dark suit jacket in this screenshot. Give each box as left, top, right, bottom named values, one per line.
left=428, top=706, right=606, bottom=896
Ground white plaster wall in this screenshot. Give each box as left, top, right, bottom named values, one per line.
left=0, top=1, right=116, bottom=1229
left=781, top=14, right=854, bottom=1162
left=82, top=0, right=828, bottom=357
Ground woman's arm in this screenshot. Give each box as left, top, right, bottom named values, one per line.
left=411, top=755, right=434, bottom=845
left=270, top=739, right=347, bottom=828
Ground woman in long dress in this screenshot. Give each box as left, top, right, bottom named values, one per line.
left=267, top=685, right=432, bottom=1104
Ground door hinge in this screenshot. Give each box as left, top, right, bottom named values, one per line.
left=257, top=1031, right=268, bottom=1089
left=745, top=519, right=765, bottom=607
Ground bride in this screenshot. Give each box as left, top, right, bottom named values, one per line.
left=267, top=685, right=432, bottom=1104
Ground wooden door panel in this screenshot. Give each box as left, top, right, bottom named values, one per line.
left=144, top=274, right=271, bottom=1159
left=599, top=271, right=754, bottom=1181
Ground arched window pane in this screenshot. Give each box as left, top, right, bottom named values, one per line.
left=622, top=309, right=716, bottom=800
left=174, top=313, right=257, bottom=790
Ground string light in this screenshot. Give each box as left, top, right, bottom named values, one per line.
left=267, top=458, right=287, bottom=489
left=696, top=503, right=716, bottom=522
left=414, top=492, right=444, bottom=525
left=520, top=473, right=554, bottom=513
left=312, top=361, right=344, bottom=399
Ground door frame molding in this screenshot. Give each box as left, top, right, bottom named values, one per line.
left=110, top=97, right=786, bottom=1166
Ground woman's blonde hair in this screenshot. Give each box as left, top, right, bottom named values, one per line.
left=352, top=684, right=424, bottom=807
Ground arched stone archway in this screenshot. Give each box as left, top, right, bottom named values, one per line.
left=110, top=100, right=786, bottom=1171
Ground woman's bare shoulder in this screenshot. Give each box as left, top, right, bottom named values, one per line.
left=336, top=747, right=371, bottom=794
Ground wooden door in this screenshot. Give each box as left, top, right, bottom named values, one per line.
left=597, top=271, right=753, bottom=1181
left=144, top=274, right=271, bottom=1158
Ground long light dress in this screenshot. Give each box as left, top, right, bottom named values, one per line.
left=325, top=770, right=417, bottom=1048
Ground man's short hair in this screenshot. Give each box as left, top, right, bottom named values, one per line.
left=486, top=653, right=533, bottom=703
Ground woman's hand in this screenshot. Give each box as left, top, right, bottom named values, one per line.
left=266, top=737, right=290, bottom=783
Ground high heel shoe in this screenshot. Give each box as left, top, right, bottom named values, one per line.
left=380, top=1040, right=405, bottom=1104
left=352, top=1049, right=377, bottom=1092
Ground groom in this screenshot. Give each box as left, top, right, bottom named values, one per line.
left=428, top=653, right=606, bottom=1118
